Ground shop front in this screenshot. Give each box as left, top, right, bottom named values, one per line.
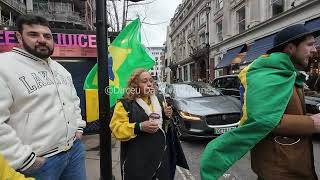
left=215, top=44, right=247, bottom=76
left=0, top=29, right=101, bottom=132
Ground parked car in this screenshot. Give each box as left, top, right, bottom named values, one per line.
left=304, top=86, right=320, bottom=114
left=165, top=82, right=241, bottom=139
left=211, top=75, right=240, bottom=99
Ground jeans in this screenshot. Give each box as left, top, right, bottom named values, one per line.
left=24, top=139, right=86, bottom=180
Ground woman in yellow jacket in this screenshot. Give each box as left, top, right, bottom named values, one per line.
left=110, top=69, right=188, bottom=180
left=0, top=154, right=34, bottom=180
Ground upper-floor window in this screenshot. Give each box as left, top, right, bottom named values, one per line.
left=199, top=32, right=206, bottom=45
left=191, top=19, right=195, bottom=31
left=216, top=20, right=223, bottom=42
left=271, top=0, right=284, bottom=16
left=199, top=11, right=206, bottom=26
left=237, top=7, right=246, bottom=34
left=187, top=3, right=192, bottom=11
left=216, top=0, right=223, bottom=10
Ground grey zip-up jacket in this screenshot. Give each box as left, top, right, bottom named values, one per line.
left=0, top=48, right=86, bottom=171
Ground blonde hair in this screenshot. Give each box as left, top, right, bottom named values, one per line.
left=124, top=68, right=149, bottom=100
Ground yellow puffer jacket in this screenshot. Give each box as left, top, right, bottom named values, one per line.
left=0, top=154, right=34, bottom=180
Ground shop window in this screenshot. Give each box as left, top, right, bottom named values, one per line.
left=237, top=7, right=246, bottom=34
left=190, top=63, right=196, bottom=81
left=271, top=0, right=284, bottom=17
left=184, top=66, right=188, bottom=81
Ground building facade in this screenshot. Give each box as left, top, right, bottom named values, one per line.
left=147, top=46, right=164, bottom=81
left=167, top=0, right=320, bottom=82
left=168, top=0, right=211, bottom=83
left=0, top=0, right=95, bottom=30
left=0, top=0, right=26, bottom=27
left=31, top=0, right=95, bottom=30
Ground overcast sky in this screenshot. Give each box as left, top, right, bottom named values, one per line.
left=109, top=0, right=182, bottom=47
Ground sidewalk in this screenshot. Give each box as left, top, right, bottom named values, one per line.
left=83, top=134, right=121, bottom=180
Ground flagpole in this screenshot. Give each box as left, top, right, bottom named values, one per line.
left=95, top=0, right=112, bottom=180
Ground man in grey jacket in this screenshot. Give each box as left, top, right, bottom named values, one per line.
left=0, top=15, right=86, bottom=180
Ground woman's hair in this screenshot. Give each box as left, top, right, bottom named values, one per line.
left=124, top=68, right=149, bottom=100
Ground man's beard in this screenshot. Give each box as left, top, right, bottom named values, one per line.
left=22, top=39, right=54, bottom=59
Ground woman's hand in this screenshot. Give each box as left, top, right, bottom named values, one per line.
left=141, top=120, right=159, bottom=133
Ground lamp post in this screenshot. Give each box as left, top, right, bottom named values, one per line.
left=95, top=0, right=144, bottom=180
left=204, top=3, right=211, bottom=82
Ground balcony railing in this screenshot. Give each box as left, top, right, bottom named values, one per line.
left=1, top=0, right=26, bottom=14
left=33, top=10, right=84, bottom=25
left=0, top=15, right=12, bottom=26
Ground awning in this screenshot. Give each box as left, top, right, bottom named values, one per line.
left=240, top=34, right=276, bottom=65
left=305, top=17, right=320, bottom=31
left=305, top=17, right=320, bottom=47
left=215, top=45, right=246, bottom=69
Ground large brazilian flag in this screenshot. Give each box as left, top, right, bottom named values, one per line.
left=84, top=18, right=155, bottom=122
left=200, top=53, right=305, bottom=180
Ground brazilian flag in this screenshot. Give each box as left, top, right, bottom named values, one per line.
left=84, top=18, right=155, bottom=122
left=200, top=52, right=305, bottom=180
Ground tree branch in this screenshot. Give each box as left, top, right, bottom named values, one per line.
left=111, top=0, right=120, bottom=32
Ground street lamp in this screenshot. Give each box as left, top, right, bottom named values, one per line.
left=95, top=1, right=144, bottom=180
left=204, top=3, right=211, bottom=81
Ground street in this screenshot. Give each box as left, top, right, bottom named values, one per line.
left=174, top=138, right=320, bottom=180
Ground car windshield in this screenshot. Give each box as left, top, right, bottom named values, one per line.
left=172, top=83, right=221, bottom=98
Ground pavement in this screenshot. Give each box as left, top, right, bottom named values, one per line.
left=83, top=134, right=194, bottom=180
left=83, top=134, right=121, bottom=180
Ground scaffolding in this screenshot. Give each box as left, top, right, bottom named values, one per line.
left=32, top=0, right=94, bottom=30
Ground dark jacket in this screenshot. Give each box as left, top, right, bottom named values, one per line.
left=251, top=86, right=318, bottom=180
left=120, top=97, right=188, bottom=180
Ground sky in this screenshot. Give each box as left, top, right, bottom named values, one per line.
left=108, top=0, right=182, bottom=47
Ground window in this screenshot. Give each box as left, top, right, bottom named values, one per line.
left=237, top=7, right=246, bottom=34
left=184, top=66, right=188, bottom=81
left=190, top=63, right=195, bottom=81
left=216, top=0, right=223, bottom=10
left=199, top=33, right=206, bottom=45
left=191, top=19, right=195, bottom=31
left=199, top=11, right=206, bottom=26
left=216, top=21, right=223, bottom=42
left=187, top=3, right=192, bottom=11
left=179, top=67, right=183, bottom=81
left=271, top=0, right=284, bottom=16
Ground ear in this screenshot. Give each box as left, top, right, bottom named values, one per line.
left=16, top=31, right=23, bottom=45
left=283, top=43, right=296, bottom=55
left=288, top=43, right=297, bottom=52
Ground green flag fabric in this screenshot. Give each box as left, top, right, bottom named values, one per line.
left=200, top=53, right=305, bottom=180
left=84, top=18, right=155, bottom=107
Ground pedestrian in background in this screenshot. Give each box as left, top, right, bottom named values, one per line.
left=110, top=69, right=188, bottom=180
left=0, top=15, right=86, bottom=180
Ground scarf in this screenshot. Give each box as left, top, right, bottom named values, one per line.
left=136, top=94, right=163, bottom=129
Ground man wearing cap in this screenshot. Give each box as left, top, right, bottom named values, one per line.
left=200, top=24, right=320, bottom=180
left=248, top=24, right=320, bottom=179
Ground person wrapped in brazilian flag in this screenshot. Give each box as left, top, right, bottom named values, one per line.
left=200, top=24, right=320, bottom=180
